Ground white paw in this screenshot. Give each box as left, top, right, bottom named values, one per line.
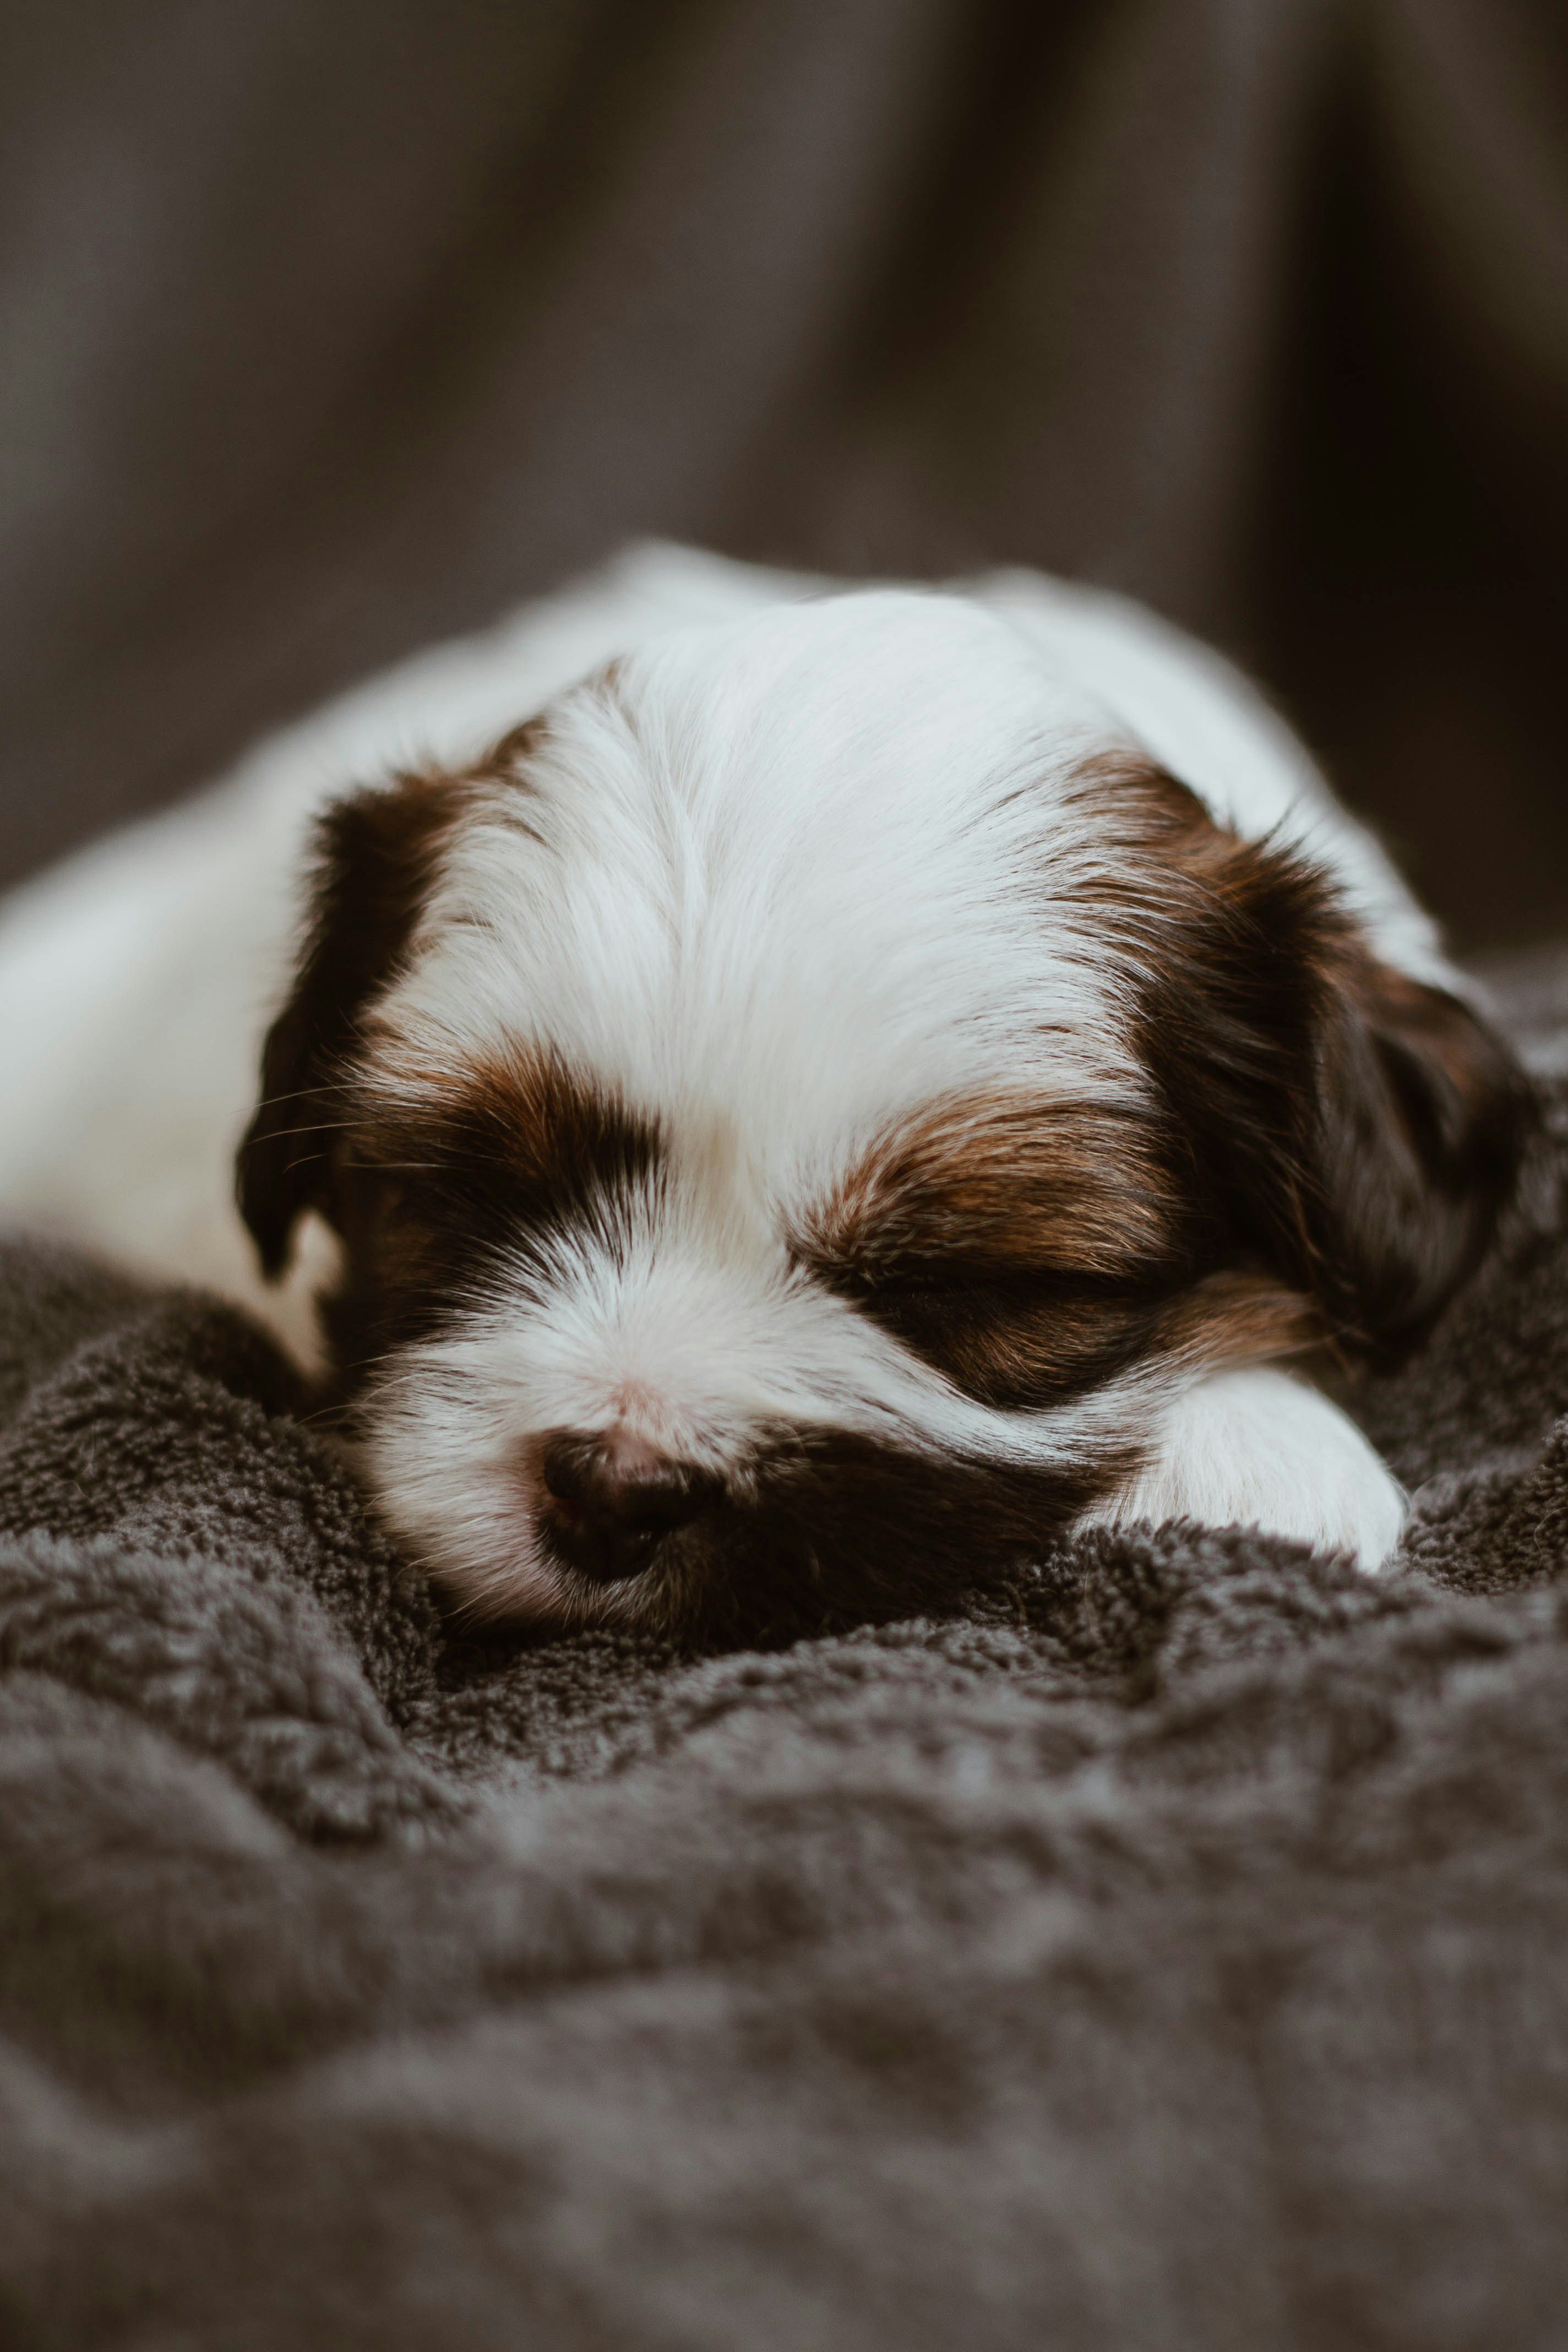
left=1079, top=1365, right=1407, bottom=1574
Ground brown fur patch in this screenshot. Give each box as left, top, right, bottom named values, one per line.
left=791, top=747, right=1521, bottom=1407
left=804, top=1092, right=1183, bottom=1283
left=238, top=767, right=476, bottom=1275
left=237, top=707, right=569, bottom=1278
left=796, top=1089, right=1196, bottom=1409
left=1152, top=1270, right=1325, bottom=1366
left=1063, top=748, right=1528, bottom=1358
left=320, top=1046, right=661, bottom=1389
left=465, top=710, right=552, bottom=787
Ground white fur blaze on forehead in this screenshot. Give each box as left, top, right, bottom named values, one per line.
left=367, top=589, right=1145, bottom=1175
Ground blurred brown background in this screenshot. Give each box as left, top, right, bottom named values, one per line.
left=1, top=0, right=1564, bottom=948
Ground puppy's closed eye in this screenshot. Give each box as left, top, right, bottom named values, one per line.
left=810, top=1255, right=1169, bottom=1409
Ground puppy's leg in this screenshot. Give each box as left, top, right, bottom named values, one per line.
left=1079, top=1364, right=1407, bottom=1572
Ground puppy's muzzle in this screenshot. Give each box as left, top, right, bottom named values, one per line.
left=539, top=1430, right=726, bottom=1584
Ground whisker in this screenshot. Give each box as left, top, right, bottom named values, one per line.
left=249, top=1081, right=354, bottom=1113
left=239, top=1114, right=384, bottom=1146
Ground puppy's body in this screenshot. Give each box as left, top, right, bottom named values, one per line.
left=0, top=547, right=1522, bottom=1627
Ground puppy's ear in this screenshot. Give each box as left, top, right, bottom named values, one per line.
left=1133, top=773, right=1529, bottom=1362
left=237, top=772, right=464, bottom=1278
left=1302, top=953, right=1528, bottom=1352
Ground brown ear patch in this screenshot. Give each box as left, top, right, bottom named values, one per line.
left=803, top=753, right=1526, bottom=1405
left=236, top=767, right=475, bottom=1277
left=237, top=707, right=571, bottom=1281
left=1078, top=752, right=1530, bottom=1362
left=1309, top=954, right=1529, bottom=1352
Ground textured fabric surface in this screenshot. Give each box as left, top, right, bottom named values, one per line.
left=2, top=0, right=1566, bottom=946
left=0, top=946, right=1564, bottom=2349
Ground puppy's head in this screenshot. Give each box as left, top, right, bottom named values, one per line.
left=238, top=595, right=1526, bottom=1632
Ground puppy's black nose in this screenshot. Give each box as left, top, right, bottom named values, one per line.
left=540, top=1432, right=721, bottom=1582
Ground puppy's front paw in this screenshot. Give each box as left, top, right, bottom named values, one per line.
left=1080, top=1365, right=1407, bottom=1573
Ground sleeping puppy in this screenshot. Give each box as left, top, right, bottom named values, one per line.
left=0, top=547, right=1527, bottom=1631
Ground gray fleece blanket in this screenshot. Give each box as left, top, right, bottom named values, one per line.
left=4, top=952, right=1568, bottom=2351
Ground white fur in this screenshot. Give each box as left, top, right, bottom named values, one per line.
left=383, top=593, right=1134, bottom=1169
left=1079, top=1365, right=1409, bottom=1570
left=0, top=543, right=1431, bottom=1603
